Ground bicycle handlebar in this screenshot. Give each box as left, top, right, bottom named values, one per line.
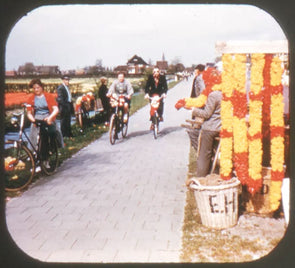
left=34, top=119, right=50, bottom=127
left=148, top=94, right=165, bottom=101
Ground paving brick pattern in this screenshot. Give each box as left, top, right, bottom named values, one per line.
left=5, top=78, right=193, bottom=263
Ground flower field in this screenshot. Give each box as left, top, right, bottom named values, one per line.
left=5, top=92, right=58, bottom=110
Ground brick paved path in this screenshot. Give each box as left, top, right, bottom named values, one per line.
left=5, top=78, right=193, bottom=263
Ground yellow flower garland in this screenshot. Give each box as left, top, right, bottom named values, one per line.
left=220, top=54, right=234, bottom=179
left=232, top=54, right=249, bottom=185
left=248, top=53, right=265, bottom=192
left=269, top=55, right=284, bottom=211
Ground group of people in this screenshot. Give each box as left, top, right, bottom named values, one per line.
left=99, top=67, right=168, bottom=130
left=26, top=64, right=217, bottom=179
left=26, top=67, right=169, bottom=150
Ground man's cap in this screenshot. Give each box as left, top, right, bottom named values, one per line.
left=62, top=75, right=70, bottom=80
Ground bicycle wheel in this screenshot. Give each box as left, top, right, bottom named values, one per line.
left=152, top=115, right=158, bottom=139
left=4, top=140, right=35, bottom=192
left=122, top=112, right=129, bottom=138
left=78, top=112, right=83, bottom=128
left=41, top=138, right=59, bottom=175
left=109, top=114, right=117, bottom=145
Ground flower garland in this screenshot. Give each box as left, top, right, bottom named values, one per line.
left=232, top=54, right=249, bottom=185
left=220, top=54, right=234, bottom=180
left=262, top=54, right=273, bottom=166
left=269, top=55, right=285, bottom=211
left=247, top=54, right=265, bottom=194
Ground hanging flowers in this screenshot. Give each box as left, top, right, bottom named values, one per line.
left=175, top=67, right=221, bottom=109
left=262, top=54, right=273, bottom=166
left=220, top=54, right=234, bottom=180
left=269, top=55, right=285, bottom=211
left=232, top=54, right=249, bottom=185
left=247, top=53, right=265, bottom=194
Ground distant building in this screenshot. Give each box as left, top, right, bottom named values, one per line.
left=75, top=69, right=85, bottom=76
left=156, top=53, right=168, bottom=74
left=17, top=63, right=61, bottom=76
left=35, top=65, right=61, bottom=76
left=127, top=55, right=148, bottom=75
left=114, top=65, right=128, bottom=74
left=5, top=70, right=17, bottom=77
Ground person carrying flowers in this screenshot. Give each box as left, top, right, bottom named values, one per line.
left=175, top=67, right=222, bottom=177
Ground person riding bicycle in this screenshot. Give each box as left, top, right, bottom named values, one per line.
left=144, top=67, right=168, bottom=129
left=26, top=79, right=59, bottom=162
left=107, top=72, right=134, bottom=123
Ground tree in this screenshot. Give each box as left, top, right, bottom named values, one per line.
left=23, top=62, right=35, bottom=75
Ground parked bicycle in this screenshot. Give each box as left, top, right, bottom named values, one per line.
left=4, top=104, right=59, bottom=191
left=75, top=92, right=97, bottom=130
left=109, top=94, right=129, bottom=145
left=149, top=94, right=164, bottom=139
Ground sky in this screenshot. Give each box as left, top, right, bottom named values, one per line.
left=5, top=4, right=287, bottom=71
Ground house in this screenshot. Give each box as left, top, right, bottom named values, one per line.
left=35, top=65, right=61, bottom=76
left=114, top=65, right=128, bottom=74
left=5, top=70, right=17, bottom=77
left=17, top=63, right=61, bottom=76
left=126, top=55, right=148, bottom=75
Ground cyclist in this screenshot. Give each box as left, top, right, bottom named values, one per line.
left=107, top=72, right=134, bottom=123
left=144, top=67, right=168, bottom=129
left=26, top=79, right=59, bottom=164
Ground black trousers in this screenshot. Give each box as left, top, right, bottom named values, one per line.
left=60, top=102, right=73, bottom=138
left=196, top=130, right=219, bottom=177
left=40, top=124, right=56, bottom=161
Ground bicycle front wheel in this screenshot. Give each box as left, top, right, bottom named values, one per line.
left=77, top=112, right=83, bottom=129
left=152, top=115, right=158, bottom=139
left=41, top=138, right=59, bottom=175
left=122, top=112, right=129, bottom=138
left=4, top=140, right=35, bottom=192
left=109, top=114, right=117, bottom=145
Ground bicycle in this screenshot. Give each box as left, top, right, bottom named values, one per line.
left=4, top=104, right=59, bottom=192
left=109, top=94, right=129, bottom=145
left=149, top=94, right=164, bottom=139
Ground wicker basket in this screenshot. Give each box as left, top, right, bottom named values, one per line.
left=188, top=177, right=241, bottom=229
left=244, top=167, right=275, bottom=215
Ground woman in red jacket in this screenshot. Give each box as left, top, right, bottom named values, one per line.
left=26, top=79, right=59, bottom=158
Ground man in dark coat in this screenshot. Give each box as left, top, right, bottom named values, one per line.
left=190, top=64, right=205, bottom=98
left=57, top=75, right=73, bottom=138
left=98, top=77, right=111, bottom=126
left=145, top=67, right=168, bottom=124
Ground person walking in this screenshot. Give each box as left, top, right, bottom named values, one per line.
left=144, top=67, right=168, bottom=128
left=57, top=75, right=73, bottom=138
left=98, top=77, right=111, bottom=126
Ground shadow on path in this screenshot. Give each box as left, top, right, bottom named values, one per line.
left=126, top=129, right=151, bottom=139
left=157, top=126, right=183, bottom=138
left=126, top=126, right=183, bottom=140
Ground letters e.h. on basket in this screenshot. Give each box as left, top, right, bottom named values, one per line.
left=188, top=177, right=241, bottom=229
